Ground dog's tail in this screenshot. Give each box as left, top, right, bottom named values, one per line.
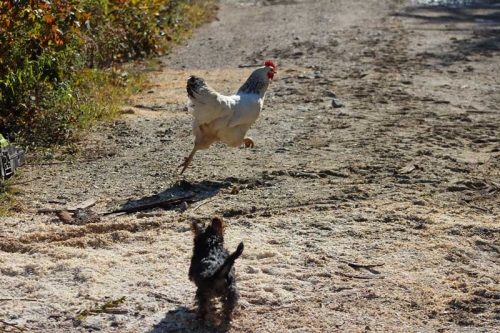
left=216, top=242, right=244, bottom=278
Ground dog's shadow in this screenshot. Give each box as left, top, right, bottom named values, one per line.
left=109, top=179, right=234, bottom=214
left=148, top=306, right=230, bottom=333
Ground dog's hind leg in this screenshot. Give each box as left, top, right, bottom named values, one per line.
left=195, top=288, right=212, bottom=320
left=222, top=284, right=239, bottom=321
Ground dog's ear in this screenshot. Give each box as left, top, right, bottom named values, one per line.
left=210, top=217, right=225, bottom=236
left=191, top=220, right=204, bottom=236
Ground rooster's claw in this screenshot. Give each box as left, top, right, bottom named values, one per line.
left=243, top=138, right=254, bottom=149
left=178, top=157, right=192, bottom=175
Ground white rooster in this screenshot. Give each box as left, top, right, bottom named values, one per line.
left=179, top=60, right=277, bottom=174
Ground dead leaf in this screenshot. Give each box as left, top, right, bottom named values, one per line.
left=56, top=211, right=73, bottom=224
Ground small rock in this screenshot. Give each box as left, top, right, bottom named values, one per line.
left=298, top=74, right=313, bottom=79
left=325, top=91, right=337, bottom=98
left=464, top=65, right=474, bottom=72
left=73, top=208, right=101, bottom=225
left=332, top=98, right=343, bottom=108
left=179, top=201, right=189, bottom=212
left=330, top=39, right=340, bottom=47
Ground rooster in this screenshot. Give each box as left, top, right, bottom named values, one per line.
left=179, top=60, right=277, bottom=174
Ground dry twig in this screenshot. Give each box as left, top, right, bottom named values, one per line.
left=335, top=271, right=385, bottom=280
left=191, top=198, right=218, bottom=212
left=466, top=110, right=497, bottom=114
left=0, top=298, right=41, bottom=302
left=0, top=320, right=24, bottom=332
left=339, top=259, right=385, bottom=268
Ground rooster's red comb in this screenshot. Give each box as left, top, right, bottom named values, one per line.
left=265, top=60, right=276, bottom=70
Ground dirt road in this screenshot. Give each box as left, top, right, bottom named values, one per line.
left=1, top=0, right=499, bottom=332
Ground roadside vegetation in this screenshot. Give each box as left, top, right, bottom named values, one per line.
left=0, top=0, right=216, bottom=214
left=0, top=0, right=216, bottom=147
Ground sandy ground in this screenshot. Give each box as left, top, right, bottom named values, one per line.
left=1, top=0, right=500, bottom=332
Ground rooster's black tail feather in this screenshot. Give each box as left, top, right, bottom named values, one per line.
left=186, top=76, right=206, bottom=100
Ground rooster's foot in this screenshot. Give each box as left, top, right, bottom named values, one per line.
left=178, top=157, right=192, bottom=175
left=243, top=138, right=254, bottom=149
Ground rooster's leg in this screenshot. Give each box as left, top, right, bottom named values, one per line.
left=243, top=137, right=254, bottom=148
left=179, top=146, right=198, bottom=175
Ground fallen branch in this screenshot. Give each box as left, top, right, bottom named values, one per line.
left=67, top=199, right=96, bottom=211
left=103, top=194, right=197, bottom=215
left=339, top=259, right=385, bottom=268
left=335, top=271, right=384, bottom=280
left=0, top=320, right=24, bottom=332
left=191, top=198, right=218, bottom=212
left=466, top=110, right=497, bottom=114
left=149, top=292, right=183, bottom=304
left=37, top=199, right=97, bottom=215
left=0, top=298, right=41, bottom=302
left=469, top=204, right=490, bottom=213
left=37, top=208, right=64, bottom=214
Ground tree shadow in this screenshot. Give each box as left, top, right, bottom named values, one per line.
left=148, top=306, right=230, bottom=333
left=398, top=1, right=500, bottom=25
left=394, top=0, right=500, bottom=63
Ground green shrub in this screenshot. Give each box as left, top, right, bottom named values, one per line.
left=0, top=0, right=216, bottom=149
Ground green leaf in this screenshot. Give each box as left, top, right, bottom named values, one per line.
left=75, top=296, right=126, bottom=320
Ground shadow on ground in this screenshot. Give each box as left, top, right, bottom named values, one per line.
left=107, top=180, right=234, bottom=214
left=395, top=0, right=500, bottom=62
left=148, top=306, right=230, bottom=333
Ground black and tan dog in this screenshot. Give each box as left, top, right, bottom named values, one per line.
left=189, top=217, right=244, bottom=322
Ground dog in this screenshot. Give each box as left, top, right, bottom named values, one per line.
left=189, top=217, right=244, bottom=322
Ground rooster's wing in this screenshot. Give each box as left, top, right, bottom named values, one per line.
left=186, top=76, right=236, bottom=125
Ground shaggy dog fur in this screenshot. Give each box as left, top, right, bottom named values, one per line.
left=189, top=217, right=244, bottom=321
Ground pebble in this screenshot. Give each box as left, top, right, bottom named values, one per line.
left=332, top=98, right=343, bottom=108
left=179, top=201, right=189, bottom=212
left=298, top=74, right=313, bottom=79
